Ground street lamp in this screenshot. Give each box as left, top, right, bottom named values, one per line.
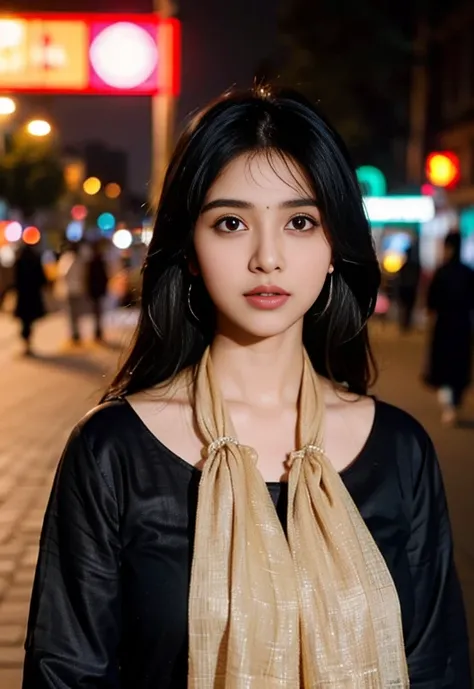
left=26, top=119, right=52, bottom=137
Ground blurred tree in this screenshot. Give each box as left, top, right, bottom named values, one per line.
left=0, top=129, right=65, bottom=220
left=276, top=0, right=414, bottom=177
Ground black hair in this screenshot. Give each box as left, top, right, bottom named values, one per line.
left=104, top=86, right=380, bottom=400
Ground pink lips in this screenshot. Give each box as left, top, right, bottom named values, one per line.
left=244, top=285, right=290, bottom=310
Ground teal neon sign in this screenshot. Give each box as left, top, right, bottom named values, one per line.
left=460, top=207, right=474, bottom=237
left=356, top=166, right=387, bottom=197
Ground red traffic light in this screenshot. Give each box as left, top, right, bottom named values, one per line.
left=425, top=151, right=460, bottom=189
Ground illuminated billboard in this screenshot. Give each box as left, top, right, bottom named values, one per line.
left=0, top=13, right=180, bottom=95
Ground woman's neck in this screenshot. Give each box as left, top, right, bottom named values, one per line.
left=210, top=330, right=304, bottom=408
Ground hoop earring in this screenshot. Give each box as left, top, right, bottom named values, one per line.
left=316, top=272, right=334, bottom=319
left=187, top=283, right=200, bottom=323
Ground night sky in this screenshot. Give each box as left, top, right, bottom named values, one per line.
left=1, top=0, right=278, bottom=194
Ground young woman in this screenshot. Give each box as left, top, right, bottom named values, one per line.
left=23, top=88, right=470, bottom=688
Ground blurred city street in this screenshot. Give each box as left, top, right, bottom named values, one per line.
left=0, top=316, right=472, bottom=688
left=0, top=308, right=136, bottom=689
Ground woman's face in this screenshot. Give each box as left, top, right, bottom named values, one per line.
left=193, top=152, right=333, bottom=340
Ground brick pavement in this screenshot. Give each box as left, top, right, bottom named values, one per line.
left=0, top=315, right=472, bottom=688
left=0, top=310, right=136, bottom=688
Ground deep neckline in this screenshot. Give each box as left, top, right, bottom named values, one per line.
left=120, top=397, right=379, bottom=484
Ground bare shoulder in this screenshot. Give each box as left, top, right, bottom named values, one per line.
left=126, top=377, right=203, bottom=468
left=321, top=377, right=375, bottom=419
left=320, top=378, right=376, bottom=471
left=127, top=379, right=193, bottom=431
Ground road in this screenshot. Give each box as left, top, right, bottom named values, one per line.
left=0, top=314, right=472, bottom=688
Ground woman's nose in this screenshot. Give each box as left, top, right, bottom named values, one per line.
left=248, top=229, right=284, bottom=274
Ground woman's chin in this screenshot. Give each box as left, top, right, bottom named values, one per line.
left=216, top=314, right=304, bottom=344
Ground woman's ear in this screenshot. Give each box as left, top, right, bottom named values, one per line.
left=188, top=261, right=199, bottom=277
left=186, top=254, right=200, bottom=277
left=328, top=264, right=334, bottom=274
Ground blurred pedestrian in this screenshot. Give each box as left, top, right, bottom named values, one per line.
left=13, top=244, right=48, bottom=356
left=56, top=244, right=86, bottom=344
left=424, top=231, right=474, bottom=425
left=397, top=244, right=420, bottom=333
left=86, top=241, right=109, bottom=341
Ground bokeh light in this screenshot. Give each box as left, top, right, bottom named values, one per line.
left=104, top=182, right=121, bottom=199
left=382, top=252, right=405, bottom=274
left=22, top=226, right=41, bottom=245
left=71, top=204, right=88, bottom=221
left=4, top=221, right=22, bottom=242
left=98, top=212, right=116, bottom=232
left=0, top=245, right=15, bottom=267
left=26, top=119, right=52, bottom=137
left=66, top=221, right=84, bottom=242
left=83, top=177, right=101, bottom=195
left=141, top=228, right=152, bottom=246
left=425, top=152, right=460, bottom=189
left=0, top=97, right=16, bottom=116
left=113, top=229, right=132, bottom=250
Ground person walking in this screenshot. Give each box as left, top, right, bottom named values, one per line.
left=86, top=241, right=109, bottom=341
left=424, top=231, right=474, bottom=425
left=13, top=244, right=48, bottom=356
left=56, top=244, right=86, bottom=344
left=397, top=244, right=421, bottom=333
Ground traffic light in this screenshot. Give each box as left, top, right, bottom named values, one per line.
left=425, top=151, right=460, bottom=189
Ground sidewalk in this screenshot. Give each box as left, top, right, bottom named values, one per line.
left=0, top=309, right=136, bottom=688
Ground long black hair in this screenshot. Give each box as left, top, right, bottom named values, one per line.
left=105, top=86, right=380, bottom=400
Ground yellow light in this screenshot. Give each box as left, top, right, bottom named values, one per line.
left=425, top=152, right=460, bottom=188
left=105, top=182, right=121, bottom=199
left=83, top=176, right=101, bottom=195
left=0, top=97, right=16, bottom=116
left=383, top=252, right=405, bottom=274
left=26, top=119, right=52, bottom=137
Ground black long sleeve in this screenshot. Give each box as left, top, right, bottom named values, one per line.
left=405, top=434, right=471, bottom=687
left=20, top=400, right=472, bottom=688
left=22, top=427, right=122, bottom=688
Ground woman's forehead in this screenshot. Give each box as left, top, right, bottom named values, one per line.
left=205, top=152, right=313, bottom=203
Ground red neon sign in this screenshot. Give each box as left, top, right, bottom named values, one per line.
left=0, top=13, right=180, bottom=95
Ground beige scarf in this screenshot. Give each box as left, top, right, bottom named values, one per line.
left=186, top=347, right=409, bottom=688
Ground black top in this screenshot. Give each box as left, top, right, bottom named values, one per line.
left=22, top=399, right=471, bottom=688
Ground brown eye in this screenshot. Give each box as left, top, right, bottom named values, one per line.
left=214, top=216, right=246, bottom=232
left=286, top=215, right=318, bottom=232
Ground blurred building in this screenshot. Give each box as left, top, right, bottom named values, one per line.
left=417, top=1, right=474, bottom=208
left=404, top=0, right=474, bottom=267
left=83, top=142, right=128, bottom=192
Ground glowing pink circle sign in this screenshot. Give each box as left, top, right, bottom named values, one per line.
left=89, top=22, right=158, bottom=90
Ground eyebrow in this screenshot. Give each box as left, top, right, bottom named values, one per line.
left=200, top=197, right=318, bottom=213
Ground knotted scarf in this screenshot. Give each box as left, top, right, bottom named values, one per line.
left=186, top=347, right=409, bottom=688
